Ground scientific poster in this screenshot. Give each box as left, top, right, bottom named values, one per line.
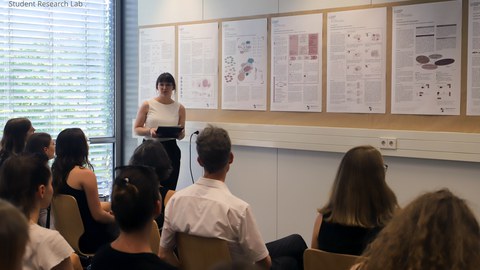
left=392, top=1, right=462, bottom=115
left=467, top=0, right=480, bottom=115
left=178, top=23, right=218, bottom=109
left=138, top=26, right=175, bottom=105
left=327, top=8, right=386, bottom=113
left=271, top=14, right=323, bottom=112
left=222, top=19, right=267, bottom=111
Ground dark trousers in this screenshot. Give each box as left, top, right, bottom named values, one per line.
left=266, top=234, right=307, bottom=270
left=161, top=139, right=181, bottom=191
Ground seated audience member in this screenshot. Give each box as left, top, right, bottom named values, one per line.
left=26, top=132, right=56, bottom=160
left=0, top=154, right=81, bottom=270
left=52, top=128, right=116, bottom=254
left=128, top=140, right=173, bottom=229
left=311, top=145, right=398, bottom=255
left=0, top=117, right=35, bottom=167
left=90, top=165, right=177, bottom=270
left=0, top=199, right=29, bottom=270
left=26, top=132, right=56, bottom=228
left=354, top=188, right=480, bottom=270
left=159, top=125, right=307, bottom=270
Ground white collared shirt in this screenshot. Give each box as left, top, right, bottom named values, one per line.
left=160, top=177, right=269, bottom=263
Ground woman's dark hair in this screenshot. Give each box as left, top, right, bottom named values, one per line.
left=51, top=128, right=92, bottom=193
left=156, top=72, right=176, bottom=90
left=112, top=166, right=160, bottom=233
left=25, top=132, right=52, bottom=160
left=0, top=118, right=32, bottom=165
left=0, top=154, right=50, bottom=217
left=129, top=140, right=173, bottom=182
left=0, top=199, right=29, bottom=270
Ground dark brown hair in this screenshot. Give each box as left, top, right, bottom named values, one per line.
left=0, top=154, right=50, bottom=217
left=129, top=140, right=173, bottom=182
left=25, top=132, right=52, bottom=160
left=51, top=128, right=92, bottom=193
left=112, top=166, right=160, bottom=233
left=0, top=199, right=29, bottom=270
left=0, top=118, right=32, bottom=165
left=156, top=72, right=176, bottom=90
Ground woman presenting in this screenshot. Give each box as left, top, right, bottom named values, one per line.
left=134, top=72, right=186, bottom=191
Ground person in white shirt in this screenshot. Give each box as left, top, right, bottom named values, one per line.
left=0, top=154, right=82, bottom=270
left=159, top=125, right=306, bottom=270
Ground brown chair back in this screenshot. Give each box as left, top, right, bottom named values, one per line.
left=51, top=194, right=93, bottom=257
left=303, top=248, right=360, bottom=270
left=176, top=232, right=231, bottom=270
left=164, top=190, right=175, bottom=206
left=150, top=220, right=161, bottom=254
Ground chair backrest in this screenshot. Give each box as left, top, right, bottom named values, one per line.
left=176, top=232, right=231, bottom=270
left=150, top=220, right=161, bottom=254
left=51, top=194, right=92, bottom=256
left=164, top=190, right=175, bottom=206
left=303, top=248, right=360, bottom=270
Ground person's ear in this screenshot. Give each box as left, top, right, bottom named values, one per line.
left=38, top=184, right=46, bottom=199
left=228, top=152, right=234, bottom=164
left=43, top=146, right=48, bottom=153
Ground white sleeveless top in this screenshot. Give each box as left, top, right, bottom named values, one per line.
left=144, top=99, right=180, bottom=140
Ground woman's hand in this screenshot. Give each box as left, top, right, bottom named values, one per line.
left=177, top=128, right=185, bottom=140
left=150, top=127, right=158, bottom=138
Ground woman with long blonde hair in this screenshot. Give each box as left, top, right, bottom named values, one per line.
left=311, top=145, right=398, bottom=255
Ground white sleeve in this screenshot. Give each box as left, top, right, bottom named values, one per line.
left=160, top=199, right=176, bottom=249
left=237, top=206, right=269, bottom=262
left=38, top=230, right=74, bottom=270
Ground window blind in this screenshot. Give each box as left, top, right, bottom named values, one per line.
left=0, top=0, right=116, bottom=196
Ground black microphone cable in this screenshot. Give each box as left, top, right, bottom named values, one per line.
left=189, top=130, right=200, bottom=184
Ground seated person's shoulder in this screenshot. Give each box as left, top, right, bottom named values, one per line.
left=30, top=223, right=65, bottom=243
left=92, top=245, right=178, bottom=270
left=227, top=194, right=251, bottom=211
left=70, top=166, right=95, bottom=178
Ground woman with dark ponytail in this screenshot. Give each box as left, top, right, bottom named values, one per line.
left=90, top=166, right=177, bottom=270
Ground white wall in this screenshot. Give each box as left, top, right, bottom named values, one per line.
left=138, top=0, right=414, bottom=26
left=178, top=140, right=480, bottom=244
left=138, top=0, right=480, bottom=245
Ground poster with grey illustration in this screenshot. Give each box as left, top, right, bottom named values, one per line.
left=222, top=19, right=267, bottom=110
left=392, top=1, right=461, bottom=115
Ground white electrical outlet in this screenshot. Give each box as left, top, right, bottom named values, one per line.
left=379, top=137, right=397, bottom=150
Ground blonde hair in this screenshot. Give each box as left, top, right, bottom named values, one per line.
left=320, top=145, right=398, bottom=227
left=359, top=189, right=480, bottom=270
left=0, top=199, right=29, bottom=270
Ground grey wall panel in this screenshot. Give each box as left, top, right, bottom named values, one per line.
left=122, top=0, right=141, bottom=164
